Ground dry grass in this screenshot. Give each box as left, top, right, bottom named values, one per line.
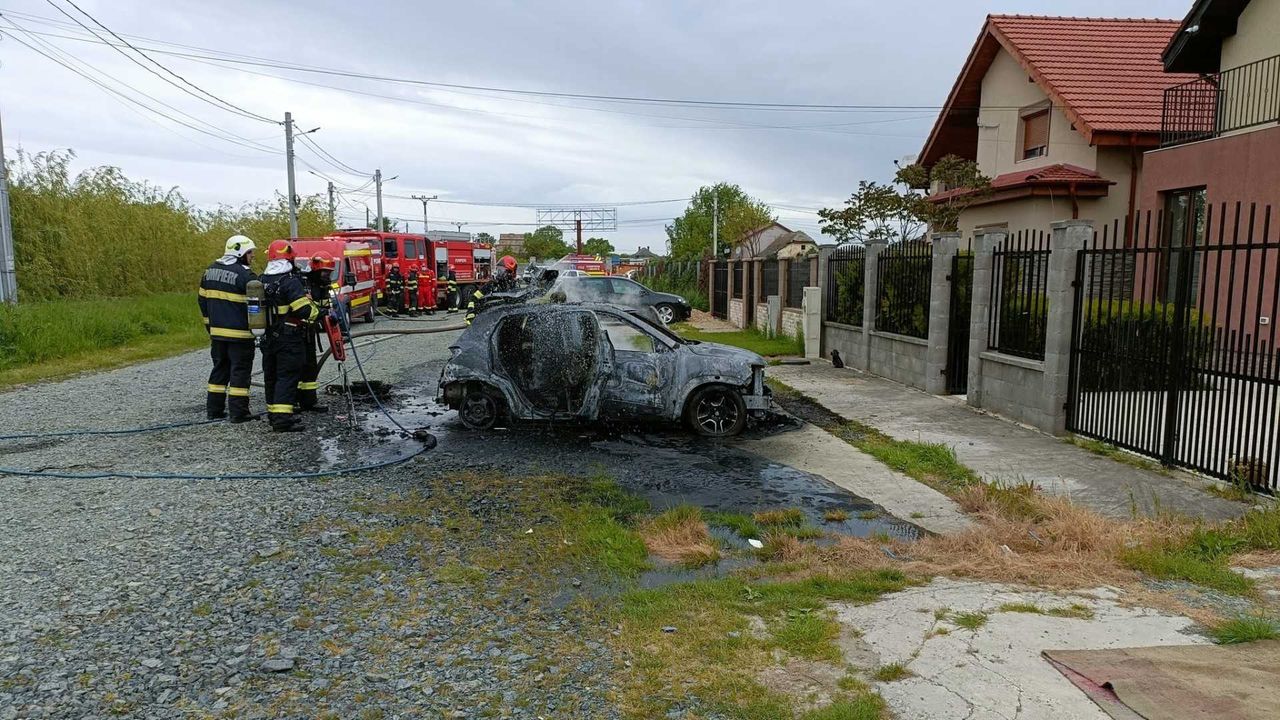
left=756, top=530, right=813, bottom=563
left=640, top=506, right=720, bottom=568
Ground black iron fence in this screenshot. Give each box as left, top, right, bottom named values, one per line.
left=989, top=229, right=1051, bottom=360
left=786, top=257, right=814, bottom=309
left=711, top=261, right=727, bottom=319
left=732, top=263, right=744, bottom=298
left=1068, top=206, right=1280, bottom=492
left=825, top=245, right=865, bottom=326
left=761, top=260, right=779, bottom=301
left=638, top=259, right=707, bottom=311
left=875, top=241, right=931, bottom=338
left=1161, top=52, right=1280, bottom=147
left=946, top=240, right=974, bottom=394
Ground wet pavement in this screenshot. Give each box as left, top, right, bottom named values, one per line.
left=309, top=357, right=920, bottom=543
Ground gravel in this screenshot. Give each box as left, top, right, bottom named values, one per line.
left=0, top=324, right=624, bottom=719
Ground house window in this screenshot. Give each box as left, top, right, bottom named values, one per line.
left=1021, top=109, right=1049, bottom=159
left=1160, top=187, right=1207, bottom=306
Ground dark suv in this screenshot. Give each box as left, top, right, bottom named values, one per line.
left=551, top=276, right=692, bottom=325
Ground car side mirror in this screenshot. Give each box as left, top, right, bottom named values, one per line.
left=343, top=272, right=357, bottom=287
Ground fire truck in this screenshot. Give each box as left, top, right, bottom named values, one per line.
left=552, top=254, right=608, bottom=277
left=289, top=238, right=380, bottom=323
left=329, top=230, right=493, bottom=310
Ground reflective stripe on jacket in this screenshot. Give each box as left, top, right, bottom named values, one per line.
left=198, top=261, right=256, bottom=342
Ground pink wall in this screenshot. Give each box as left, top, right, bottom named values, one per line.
left=1140, top=125, right=1280, bottom=211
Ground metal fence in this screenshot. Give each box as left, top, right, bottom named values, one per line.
left=711, top=261, right=727, bottom=319
left=732, top=263, right=744, bottom=298
left=761, top=260, right=779, bottom=300
left=825, top=245, right=865, bottom=326
left=875, top=241, right=931, bottom=338
left=786, top=257, right=814, bottom=309
left=1161, top=52, right=1280, bottom=146
left=1068, top=206, right=1280, bottom=492
left=946, top=239, right=974, bottom=394
left=989, top=229, right=1051, bottom=360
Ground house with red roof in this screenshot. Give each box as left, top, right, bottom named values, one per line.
left=918, top=15, right=1197, bottom=237
left=1141, top=0, right=1280, bottom=231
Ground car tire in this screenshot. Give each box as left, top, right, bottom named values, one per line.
left=654, top=303, right=677, bottom=325
left=459, top=385, right=504, bottom=430
left=363, top=297, right=377, bottom=324
left=684, top=384, right=747, bottom=437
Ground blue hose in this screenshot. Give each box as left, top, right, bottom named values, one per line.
left=0, top=417, right=227, bottom=441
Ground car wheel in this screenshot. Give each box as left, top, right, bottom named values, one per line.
left=460, top=386, right=503, bottom=430
left=364, top=297, right=377, bottom=324
left=684, top=385, right=747, bottom=437
left=654, top=303, right=676, bottom=325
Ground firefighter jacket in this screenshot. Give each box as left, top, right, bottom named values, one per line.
left=446, top=271, right=458, bottom=293
left=261, top=270, right=321, bottom=328
left=198, top=259, right=257, bottom=342
left=464, top=270, right=517, bottom=325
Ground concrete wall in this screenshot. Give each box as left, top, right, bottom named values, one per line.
left=781, top=307, right=803, bottom=339
left=728, top=298, right=746, bottom=328
left=822, top=322, right=868, bottom=370
left=868, top=332, right=928, bottom=390
left=975, top=49, right=1097, bottom=178
left=1221, top=0, right=1280, bottom=70
left=755, top=303, right=769, bottom=332
left=975, top=352, right=1050, bottom=429
left=1141, top=124, right=1280, bottom=212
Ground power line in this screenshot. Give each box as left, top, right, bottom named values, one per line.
left=295, top=132, right=371, bottom=176
left=41, top=1, right=275, bottom=125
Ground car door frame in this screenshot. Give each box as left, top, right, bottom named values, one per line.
left=595, top=309, right=678, bottom=418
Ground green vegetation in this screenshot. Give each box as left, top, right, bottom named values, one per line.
left=754, top=508, right=806, bottom=528
left=824, top=509, right=851, bottom=523
left=0, top=293, right=208, bottom=387
left=708, top=511, right=764, bottom=539
left=1121, top=505, right=1280, bottom=596
left=615, top=570, right=907, bottom=718
left=637, top=260, right=708, bottom=311
left=1067, top=436, right=1171, bottom=476
left=1209, top=615, right=1280, bottom=645
left=871, top=663, right=912, bottom=682
left=675, top=323, right=804, bottom=357
left=1122, top=546, right=1253, bottom=596
left=437, top=561, right=487, bottom=586
left=950, top=612, right=988, bottom=631
left=667, top=183, right=773, bottom=260
left=998, top=602, right=1094, bottom=620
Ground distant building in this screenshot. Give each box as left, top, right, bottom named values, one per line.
left=631, top=246, right=660, bottom=260
left=729, top=223, right=817, bottom=260
left=495, top=233, right=526, bottom=256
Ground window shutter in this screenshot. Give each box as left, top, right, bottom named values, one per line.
left=1023, top=110, right=1049, bottom=157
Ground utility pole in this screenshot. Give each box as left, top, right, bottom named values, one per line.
left=0, top=108, right=16, bottom=303
left=326, top=182, right=336, bottom=228
left=575, top=212, right=583, bottom=255
left=712, top=194, right=719, bottom=258
left=452, top=222, right=468, bottom=233
left=365, top=206, right=370, bottom=229
left=411, top=194, right=438, bottom=235
left=374, top=168, right=383, bottom=232
left=284, top=111, right=299, bottom=238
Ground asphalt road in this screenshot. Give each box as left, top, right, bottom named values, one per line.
left=0, top=322, right=907, bottom=719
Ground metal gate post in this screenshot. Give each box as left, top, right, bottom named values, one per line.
left=1044, top=220, right=1094, bottom=435
left=861, top=240, right=887, bottom=372
left=1160, top=243, right=1196, bottom=461
left=967, top=229, right=1004, bottom=408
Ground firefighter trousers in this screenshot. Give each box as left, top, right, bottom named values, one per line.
left=262, top=325, right=306, bottom=427
left=387, top=284, right=403, bottom=313
left=297, top=327, right=322, bottom=409
left=207, top=340, right=254, bottom=419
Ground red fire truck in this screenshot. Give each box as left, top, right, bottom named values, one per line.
left=288, top=238, right=380, bottom=323
left=329, top=230, right=493, bottom=310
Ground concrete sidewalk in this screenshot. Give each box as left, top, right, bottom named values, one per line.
left=769, top=362, right=1246, bottom=521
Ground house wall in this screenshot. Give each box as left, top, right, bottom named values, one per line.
left=777, top=244, right=817, bottom=260
left=975, top=49, right=1097, bottom=178
left=1221, top=0, right=1280, bottom=70
left=734, top=226, right=788, bottom=259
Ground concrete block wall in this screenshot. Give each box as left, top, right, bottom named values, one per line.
left=754, top=303, right=769, bottom=332
left=975, top=352, right=1051, bottom=429
left=781, top=308, right=803, bottom=339
left=728, top=299, right=745, bottom=328
left=822, top=322, right=868, bottom=367
left=868, top=332, right=928, bottom=390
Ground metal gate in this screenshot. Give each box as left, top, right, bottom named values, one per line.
left=946, top=250, right=973, bottom=395
left=712, top=261, right=728, bottom=319
left=1067, top=205, right=1280, bottom=492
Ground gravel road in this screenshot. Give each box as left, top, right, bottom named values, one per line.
left=0, top=318, right=907, bottom=718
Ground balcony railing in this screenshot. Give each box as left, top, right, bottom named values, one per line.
left=1161, top=53, right=1280, bottom=147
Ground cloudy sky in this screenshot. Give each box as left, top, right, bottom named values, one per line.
left=1, top=0, right=1192, bottom=252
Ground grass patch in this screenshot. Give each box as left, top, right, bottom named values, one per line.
left=754, top=508, right=806, bottom=528
left=824, top=509, right=851, bottom=523
left=1209, top=615, right=1280, bottom=645
left=800, top=694, right=886, bottom=720
left=707, top=511, right=763, bottom=540
left=0, top=293, right=209, bottom=387
left=555, top=502, right=650, bottom=579
left=673, top=323, right=804, bottom=357
left=640, top=505, right=721, bottom=568
left=1066, top=436, right=1172, bottom=476
left=871, top=662, right=912, bottom=682
left=997, top=602, right=1095, bottom=620
left=614, top=570, right=907, bottom=718
left=437, top=561, right=487, bottom=585
left=1122, top=545, right=1255, bottom=595
left=950, top=611, right=988, bottom=631
left=576, top=473, right=650, bottom=522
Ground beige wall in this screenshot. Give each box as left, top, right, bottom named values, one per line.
left=974, top=49, right=1098, bottom=178
left=1221, top=0, right=1280, bottom=69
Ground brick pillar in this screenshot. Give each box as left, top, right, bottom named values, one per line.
left=967, top=229, right=1006, bottom=408
left=925, top=233, right=960, bottom=395
left=861, top=240, right=886, bottom=371
left=1043, top=220, right=1093, bottom=435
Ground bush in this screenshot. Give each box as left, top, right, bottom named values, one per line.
left=637, top=261, right=708, bottom=311
left=1078, top=300, right=1213, bottom=391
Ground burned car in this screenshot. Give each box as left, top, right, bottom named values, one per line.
left=438, top=303, right=770, bottom=437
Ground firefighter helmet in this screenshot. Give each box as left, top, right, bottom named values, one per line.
left=267, top=240, right=296, bottom=261
left=225, top=235, right=256, bottom=257
left=309, top=251, right=337, bottom=272
left=500, top=255, right=517, bottom=273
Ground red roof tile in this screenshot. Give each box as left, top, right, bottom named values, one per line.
left=927, top=163, right=1113, bottom=203
left=988, top=15, right=1198, bottom=135
left=919, top=15, right=1201, bottom=166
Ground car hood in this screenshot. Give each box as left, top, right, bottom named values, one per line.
left=650, top=291, right=689, bottom=305
left=684, top=341, right=766, bottom=367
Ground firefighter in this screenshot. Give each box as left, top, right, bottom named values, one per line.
left=421, top=267, right=437, bottom=315
left=465, top=255, right=518, bottom=326
left=385, top=265, right=404, bottom=314
left=198, top=235, right=258, bottom=422
left=445, top=267, right=459, bottom=313
left=406, top=267, right=420, bottom=315
left=297, top=252, right=336, bottom=414
left=260, top=240, right=321, bottom=432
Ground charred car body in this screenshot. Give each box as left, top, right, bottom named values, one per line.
left=438, top=303, right=770, bottom=437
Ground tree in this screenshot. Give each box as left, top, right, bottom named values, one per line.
left=894, top=154, right=991, bottom=233
left=522, top=225, right=571, bottom=260
left=372, top=216, right=398, bottom=232
left=474, top=232, right=495, bottom=245
left=582, top=237, right=614, bottom=256
left=818, top=180, right=925, bottom=245
left=666, top=183, right=773, bottom=260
